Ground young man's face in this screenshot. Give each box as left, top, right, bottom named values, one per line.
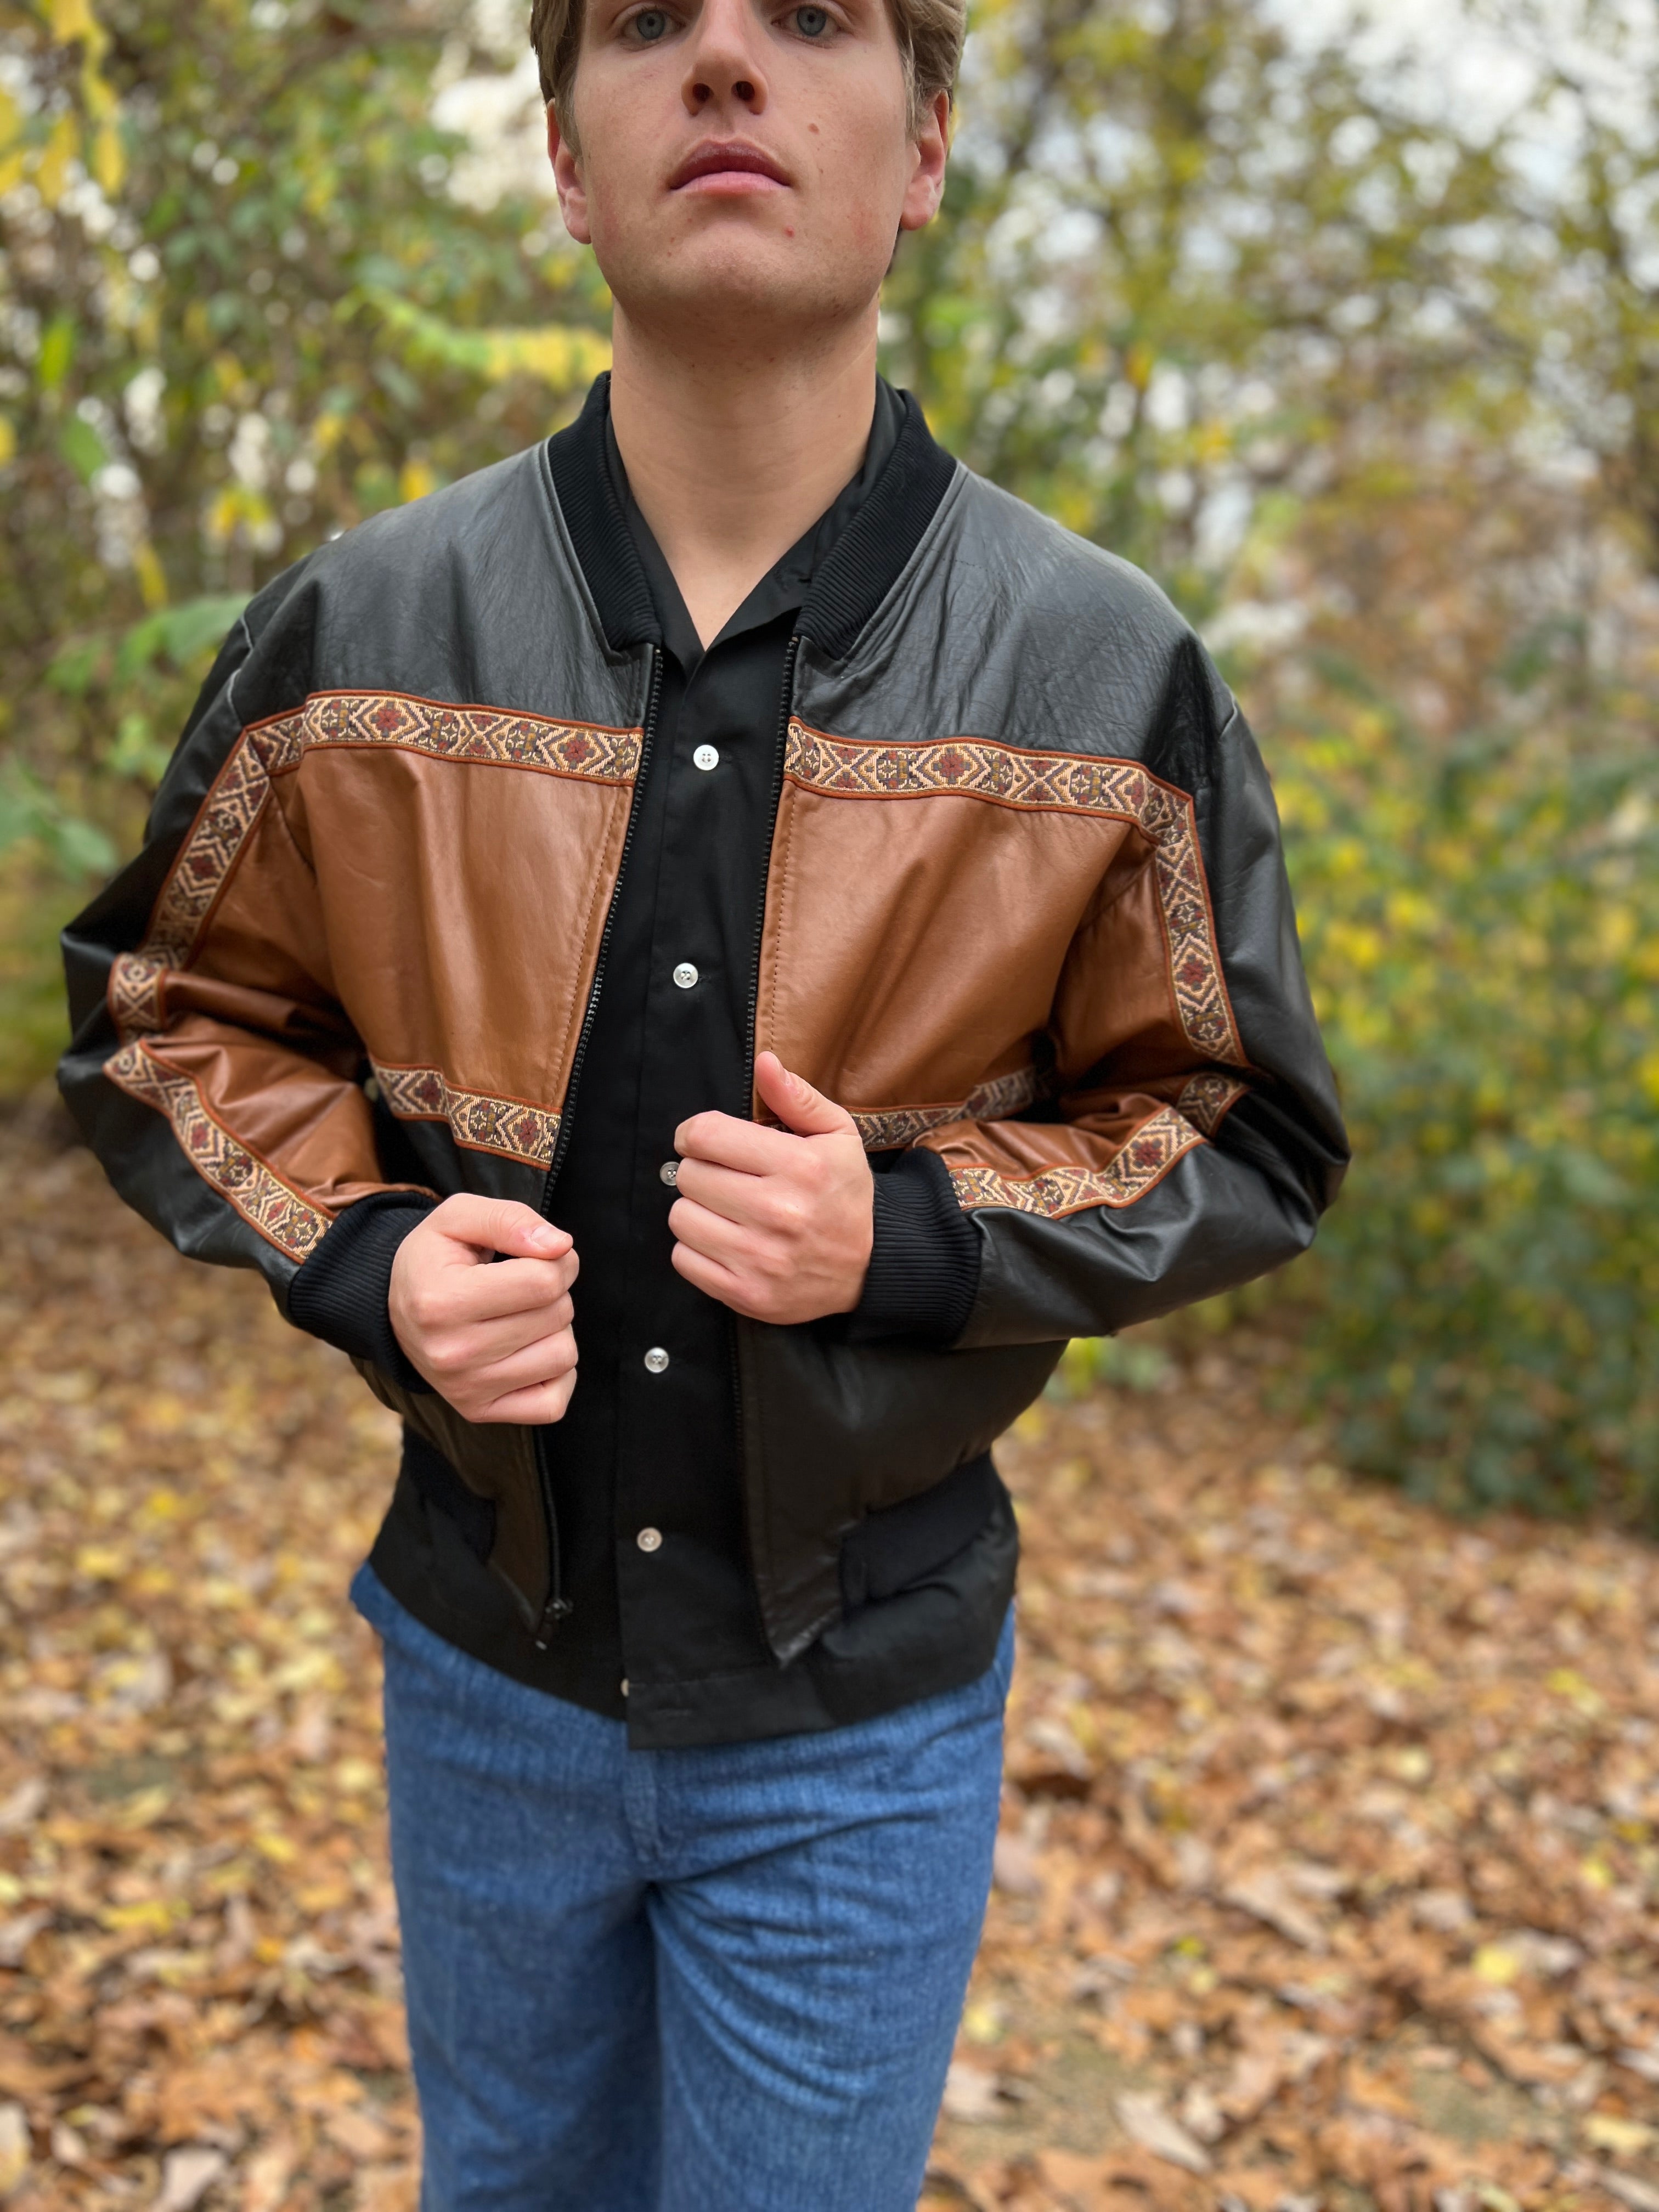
left=550, top=0, right=949, bottom=342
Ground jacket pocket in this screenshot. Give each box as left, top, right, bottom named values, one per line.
left=349, top=1357, right=549, bottom=1626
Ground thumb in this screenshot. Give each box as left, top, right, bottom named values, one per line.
left=754, top=1051, right=857, bottom=1139
left=433, top=1193, right=571, bottom=1260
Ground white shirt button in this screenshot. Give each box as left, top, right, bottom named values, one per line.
left=659, top=1160, right=679, bottom=1186
left=636, top=1527, right=663, bottom=1553
left=673, top=962, right=698, bottom=989
left=693, top=743, right=719, bottom=771
left=644, top=1346, right=670, bottom=1373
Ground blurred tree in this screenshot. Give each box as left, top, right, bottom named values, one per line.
left=884, top=0, right=1515, bottom=613
left=0, top=0, right=605, bottom=1081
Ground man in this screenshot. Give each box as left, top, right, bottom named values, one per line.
left=59, top=0, right=1347, bottom=2202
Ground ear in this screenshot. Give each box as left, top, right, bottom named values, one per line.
left=548, top=104, right=592, bottom=246
left=899, top=88, right=951, bottom=233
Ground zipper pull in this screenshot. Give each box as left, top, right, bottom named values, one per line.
left=533, top=1594, right=573, bottom=1650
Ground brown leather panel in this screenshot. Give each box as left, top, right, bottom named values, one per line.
left=176, top=797, right=349, bottom=1018
left=922, top=1098, right=1207, bottom=1219
left=140, top=1017, right=407, bottom=1209
left=757, top=782, right=1142, bottom=1116
left=132, top=691, right=639, bottom=975
left=1052, top=860, right=1196, bottom=1082
left=782, top=721, right=1245, bottom=1071
left=275, top=748, right=632, bottom=1121
left=103, top=1031, right=400, bottom=1260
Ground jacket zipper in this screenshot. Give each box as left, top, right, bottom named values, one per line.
left=727, top=633, right=803, bottom=1530
left=742, top=635, right=800, bottom=1111
left=528, top=643, right=665, bottom=1647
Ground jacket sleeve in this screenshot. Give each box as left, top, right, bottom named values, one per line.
left=922, top=636, right=1348, bottom=1348
left=58, top=561, right=437, bottom=1374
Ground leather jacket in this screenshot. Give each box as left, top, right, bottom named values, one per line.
left=60, top=387, right=1348, bottom=1665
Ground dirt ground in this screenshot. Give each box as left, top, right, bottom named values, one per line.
left=1, top=1118, right=1657, bottom=2211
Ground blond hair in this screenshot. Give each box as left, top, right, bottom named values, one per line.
left=529, top=0, right=966, bottom=140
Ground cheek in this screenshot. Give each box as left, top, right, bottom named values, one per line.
left=809, top=101, right=911, bottom=254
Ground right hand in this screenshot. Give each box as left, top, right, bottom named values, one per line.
left=388, top=1195, right=579, bottom=1425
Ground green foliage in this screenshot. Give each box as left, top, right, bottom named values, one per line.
left=1273, top=687, right=1659, bottom=1518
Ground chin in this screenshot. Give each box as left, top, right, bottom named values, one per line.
left=608, top=241, right=879, bottom=342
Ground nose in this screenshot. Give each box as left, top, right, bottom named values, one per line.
left=681, top=0, right=769, bottom=116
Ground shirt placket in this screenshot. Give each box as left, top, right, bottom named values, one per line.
left=613, top=652, right=730, bottom=1686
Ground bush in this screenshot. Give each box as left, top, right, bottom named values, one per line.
left=1272, top=687, right=1659, bottom=1520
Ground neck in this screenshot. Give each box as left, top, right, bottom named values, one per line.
left=607, top=307, right=880, bottom=647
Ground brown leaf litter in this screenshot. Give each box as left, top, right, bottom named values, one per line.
left=0, top=1124, right=1655, bottom=2210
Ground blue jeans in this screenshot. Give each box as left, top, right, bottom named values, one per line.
left=352, top=1565, right=1013, bottom=2212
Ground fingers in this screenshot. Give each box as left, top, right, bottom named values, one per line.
left=752, top=1051, right=858, bottom=1139
left=469, top=1323, right=579, bottom=1400
left=427, top=1192, right=572, bottom=1261
left=667, top=1194, right=757, bottom=1271
left=669, top=1238, right=761, bottom=1317
left=436, top=1252, right=579, bottom=1324
left=674, top=1109, right=802, bottom=1175
left=473, top=1364, right=580, bottom=1427
left=670, top=1155, right=812, bottom=1234
left=432, top=1324, right=579, bottom=1424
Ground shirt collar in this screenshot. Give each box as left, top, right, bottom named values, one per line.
left=601, top=380, right=904, bottom=676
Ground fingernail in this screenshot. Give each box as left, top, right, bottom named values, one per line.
left=531, top=1224, right=563, bottom=1252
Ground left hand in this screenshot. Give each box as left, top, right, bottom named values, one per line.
left=669, top=1052, right=874, bottom=1324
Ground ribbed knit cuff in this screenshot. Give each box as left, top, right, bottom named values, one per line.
left=286, top=1192, right=438, bottom=1392
left=847, top=1148, right=981, bottom=1346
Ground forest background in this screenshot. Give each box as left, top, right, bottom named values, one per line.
left=1, top=0, right=1656, bottom=1522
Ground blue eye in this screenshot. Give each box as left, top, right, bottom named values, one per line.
left=793, top=5, right=831, bottom=32
left=633, top=8, right=670, bottom=38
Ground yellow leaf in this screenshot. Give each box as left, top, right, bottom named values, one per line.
left=1472, top=1943, right=1521, bottom=1984
left=89, top=120, right=123, bottom=195
left=132, top=539, right=167, bottom=609
left=0, top=417, right=13, bottom=467
left=1583, top=2114, right=1655, bottom=2157
left=50, top=0, right=99, bottom=42
left=398, top=458, right=436, bottom=504
left=100, top=1897, right=176, bottom=1934
left=35, top=110, right=80, bottom=208
left=74, top=1543, right=126, bottom=1579
left=0, top=2102, right=29, bottom=2198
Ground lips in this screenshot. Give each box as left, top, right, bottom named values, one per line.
left=668, top=139, right=791, bottom=191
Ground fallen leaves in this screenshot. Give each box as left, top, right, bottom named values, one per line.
left=0, top=1131, right=416, bottom=2209
left=2, top=1126, right=1657, bottom=2210
left=934, top=1365, right=1659, bottom=2208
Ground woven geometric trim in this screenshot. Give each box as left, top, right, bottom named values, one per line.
left=371, top=1059, right=561, bottom=1167
left=103, top=1040, right=330, bottom=1261
left=785, top=722, right=1245, bottom=1068
left=112, top=692, right=642, bottom=1023
left=947, top=1103, right=1204, bottom=1220
left=850, top=1063, right=1043, bottom=1152
left=109, top=951, right=168, bottom=1037
left=1177, top=1070, right=1249, bottom=1137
